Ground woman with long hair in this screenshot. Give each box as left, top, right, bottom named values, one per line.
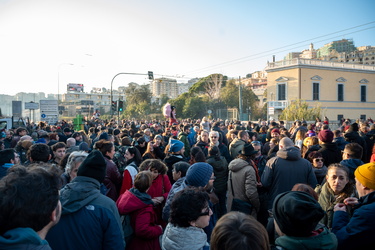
left=143, top=141, right=157, bottom=161
left=294, top=129, right=306, bottom=150
left=315, top=163, right=355, bottom=228
left=119, top=146, right=142, bottom=195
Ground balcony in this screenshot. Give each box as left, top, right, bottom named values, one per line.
left=265, top=58, right=375, bottom=71
left=268, top=101, right=288, bottom=109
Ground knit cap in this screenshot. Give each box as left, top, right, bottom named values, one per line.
left=273, top=191, right=324, bottom=237
left=186, top=162, right=213, bottom=187
left=271, top=128, right=280, bottom=134
left=77, top=150, right=106, bottom=183
left=79, top=142, right=90, bottom=152
left=355, top=162, right=375, bottom=190
left=169, top=139, right=184, bottom=153
left=318, top=129, right=333, bottom=143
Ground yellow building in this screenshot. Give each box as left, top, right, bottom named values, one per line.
left=265, top=58, right=375, bottom=121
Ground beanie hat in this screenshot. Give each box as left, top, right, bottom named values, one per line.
left=77, top=150, right=106, bottom=183
left=186, top=162, right=213, bottom=187
left=63, top=127, right=71, bottom=133
left=273, top=191, right=324, bottom=237
left=318, top=129, right=333, bottom=143
left=99, top=132, right=109, bottom=141
left=355, top=162, right=375, bottom=190
left=169, top=139, right=184, bottom=153
left=271, top=128, right=280, bottom=134
left=154, top=134, right=163, bottom=141
left=79, top=142, right=90, bottom=152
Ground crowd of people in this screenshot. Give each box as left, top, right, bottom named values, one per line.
left=0, top=115, right=375, bottom=249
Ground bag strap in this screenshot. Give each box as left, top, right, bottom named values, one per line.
left=229, top=171, right=236, bottom=198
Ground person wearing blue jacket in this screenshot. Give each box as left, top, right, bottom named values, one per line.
left=332, top=162, right=375, bottom=250
left=46, top=150, right=124, bottom=250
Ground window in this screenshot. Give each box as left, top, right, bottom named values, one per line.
left=361, top=85, right=367, bottom=102
left=360, top=115, right=366, bottom=121
left=338, top=84, right=344, bottom=101
left=278, top=83, right=286, bottom=101
left=337, top=114, right=344, bottom=121
left=313, top=82, right=319, bottom=100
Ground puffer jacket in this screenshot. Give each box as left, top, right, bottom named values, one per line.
left=227, top=158, right=259, bottom=217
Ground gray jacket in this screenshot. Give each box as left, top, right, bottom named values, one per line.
left=227, top=158, right=260, bottom=216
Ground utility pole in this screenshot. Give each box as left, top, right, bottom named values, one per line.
left=238, top=76, right=242, bottom=121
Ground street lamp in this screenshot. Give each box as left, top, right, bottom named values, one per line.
left=57, top=63, right=74, bottom=104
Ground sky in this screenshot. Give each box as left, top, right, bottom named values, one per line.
left=0, top=0, right=374, bottom=96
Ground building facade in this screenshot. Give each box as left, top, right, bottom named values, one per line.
left=151, top=77, right=178, bottom=99
left=265, top=58, right=375, bottom=121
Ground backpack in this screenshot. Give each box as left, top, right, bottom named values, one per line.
left=121, top=214, right=134, bottom=245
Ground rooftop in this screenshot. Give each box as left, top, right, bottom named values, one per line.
left=265, top=58, right=375, bottom=72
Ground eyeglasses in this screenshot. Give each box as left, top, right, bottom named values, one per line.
left=314, top=158, right=324, bottom=162
left=210, top=136, right=217, bottom=138
left=199, top=207, right=212, bottom=216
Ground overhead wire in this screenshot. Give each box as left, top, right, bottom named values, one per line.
left=181, top=21, right=375, bottom=76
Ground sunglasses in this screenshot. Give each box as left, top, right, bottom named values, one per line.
left=314, top=158, right=324, bottom=162
left=210, top=136, right=217, bottom=138
left=199, top=207, right=212, bottom=216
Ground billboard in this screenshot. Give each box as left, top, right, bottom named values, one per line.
left=67, top=83, right=84, bottom=92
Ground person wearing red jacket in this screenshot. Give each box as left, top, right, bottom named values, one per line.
left=139, top=159, right=172, bottom=228
left=117, top=171, right=163, bottom=250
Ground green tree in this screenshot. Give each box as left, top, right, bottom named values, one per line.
left=279, top=99, right=324, bottom=121
left=220, top=79, right=258, bottom=111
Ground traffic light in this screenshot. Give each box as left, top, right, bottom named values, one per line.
left=148, top=71, right=154, bottom=80
left=118, top=100, right=124, bottom=112
left=111, top=101, right=117, bottom=111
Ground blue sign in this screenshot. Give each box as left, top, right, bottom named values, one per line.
left=41, top=114, right=46, bottom=118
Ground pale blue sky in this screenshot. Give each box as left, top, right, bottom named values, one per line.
left=0, top=0, right=374, bottom=95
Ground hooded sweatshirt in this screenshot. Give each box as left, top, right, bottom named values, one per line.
left=46, top=176, right=124, bottom=250
left=0, top=227, right=51, bottom=250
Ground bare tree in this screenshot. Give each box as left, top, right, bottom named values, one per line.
left=204, top=74, right=223, bottom=100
